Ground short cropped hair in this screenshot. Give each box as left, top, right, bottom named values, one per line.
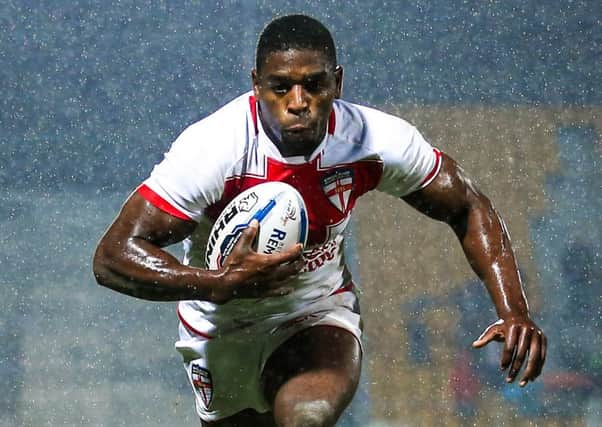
left=256, top=14, right=337, bottom=73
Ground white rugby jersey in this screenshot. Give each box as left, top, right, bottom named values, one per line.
left=139, top=92, right=441, bottom=337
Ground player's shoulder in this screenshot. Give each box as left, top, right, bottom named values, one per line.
left=332, top=98, right=418, bottom=143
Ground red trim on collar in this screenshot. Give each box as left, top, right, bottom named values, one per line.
left=249, top=95, right=258, bottom=135
left=328, top=109, right=336, bottom=134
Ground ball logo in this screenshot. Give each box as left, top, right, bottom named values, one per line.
left=237, top=192, right=258, bottom=212
left=263, top=228, right=288, bottom=254
left=205, top=203, right=241, bottom=267
left=280, top=199, right=297, bottom=225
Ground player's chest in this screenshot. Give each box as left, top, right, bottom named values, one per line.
left=207, top=155, right=383, bottom=245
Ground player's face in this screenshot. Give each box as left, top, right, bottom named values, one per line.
left=252, top=49, right=342, bottom=157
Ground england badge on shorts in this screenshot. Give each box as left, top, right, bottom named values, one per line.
left=191, top=363, right=213, bottom=409
left=321, top=168, right=354, bottom=213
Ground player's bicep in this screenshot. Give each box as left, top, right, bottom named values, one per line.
left=105, top=191, right=198, bottom=248
left=402, top=152, right=483, bottom=225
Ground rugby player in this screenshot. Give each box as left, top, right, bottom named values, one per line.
left=93, top=14, right=547, bottom=427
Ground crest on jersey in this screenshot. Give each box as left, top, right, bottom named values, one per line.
left=321, top=168, right=354, bottom=213
left=191, top=363, right=213, bottom=409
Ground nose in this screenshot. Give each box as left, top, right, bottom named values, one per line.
left=287, top=84, right=308, bottom=114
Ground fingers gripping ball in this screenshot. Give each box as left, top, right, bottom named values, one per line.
left=205, top=182, right=308, bottom=269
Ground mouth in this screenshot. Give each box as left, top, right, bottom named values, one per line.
left=282, top=122, right=315, bottom=135
left=283, top=123, right=312, bottom=134
left=276, top=123, right=323, bottom=156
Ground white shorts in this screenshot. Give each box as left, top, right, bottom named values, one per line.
left=174, top=286, right=362, bottom=422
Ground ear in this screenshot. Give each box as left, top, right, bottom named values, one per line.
left=334, top=65, right=343, bottom=99
left=251, top=69, right=260, bottom=98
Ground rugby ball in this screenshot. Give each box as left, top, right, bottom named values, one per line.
left=205, top=181, right=308, bottom=269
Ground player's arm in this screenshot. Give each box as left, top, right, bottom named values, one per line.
left=92, top=191, right=304, bottom=303
left=402, top=152, right=547, bottom=387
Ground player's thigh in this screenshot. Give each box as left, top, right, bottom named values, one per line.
left=263, top=325, right=362, bottom=427
left=199, top=408, right=275, bottom=427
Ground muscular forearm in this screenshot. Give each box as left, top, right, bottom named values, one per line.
left=405, top=153, right=545, bottom=384
left=93, top=237, right=220, bottom=302
left=454, top=197, right=530, bottom=320
left=403, top=154, right=531, bottom=320
left=462, top=200, right=548, bottom=386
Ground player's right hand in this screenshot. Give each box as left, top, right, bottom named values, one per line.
left=210, top=220, right=305, bottom=303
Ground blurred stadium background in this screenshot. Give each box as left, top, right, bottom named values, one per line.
left=1, top=1, right=600, bottom=426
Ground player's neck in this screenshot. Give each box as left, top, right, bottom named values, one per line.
left=261, top=122, right=324, bottom=159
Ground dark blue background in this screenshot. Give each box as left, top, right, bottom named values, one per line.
left=2, top=0, right=600, bottom=191
left=0, top=2, right=600, bottom=425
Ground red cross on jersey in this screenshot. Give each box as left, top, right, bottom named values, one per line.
left=139, top=92, right=441, bottom=332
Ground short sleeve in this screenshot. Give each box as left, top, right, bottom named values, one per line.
left=140, top=122, right=232, bottom=222
left=369, top=113, right=441, bottom=197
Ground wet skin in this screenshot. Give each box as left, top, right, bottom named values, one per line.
left=93, top=48, right=546, bottom=427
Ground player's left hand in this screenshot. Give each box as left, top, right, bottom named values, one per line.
left=472, top=317, right=547, bottom=387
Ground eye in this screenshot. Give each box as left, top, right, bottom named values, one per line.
left=272, top=84, right=290, bottom=95
left=304, top=78, right=325, bottom=94
left=304, top=81, right=317, bottom=93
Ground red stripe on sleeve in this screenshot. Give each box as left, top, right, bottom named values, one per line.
left=420, top=148, right=442, bottom=187
left=137, top=184, right=192, bottom=221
